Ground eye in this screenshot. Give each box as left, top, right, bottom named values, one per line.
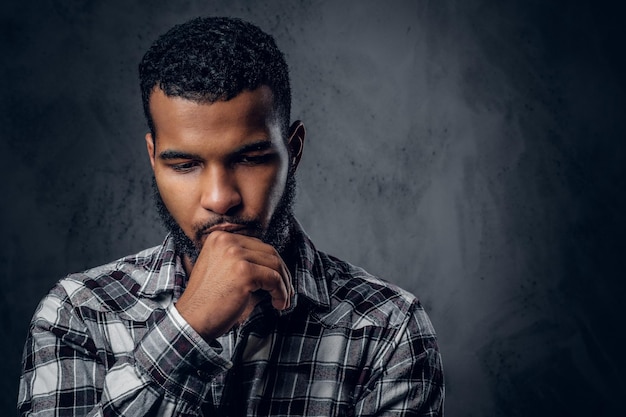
left=170, top=161, right=199, bottom=172
left=237, top=153, right=275, bottom=166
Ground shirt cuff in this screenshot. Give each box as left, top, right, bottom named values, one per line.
left=133, top=304, right=232, bottom=405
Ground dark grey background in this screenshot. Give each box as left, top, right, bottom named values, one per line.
left=1, top=0, right=624, bottom=416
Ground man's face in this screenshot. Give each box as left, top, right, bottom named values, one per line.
left=146, top=86, right=303, bottom=261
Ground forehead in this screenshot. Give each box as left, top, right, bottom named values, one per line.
left=149, top=86, right=283, bottom=149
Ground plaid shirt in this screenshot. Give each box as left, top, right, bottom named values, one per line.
left=18, top=221, right=444, bottom=416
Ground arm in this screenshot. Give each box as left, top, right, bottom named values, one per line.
left=354, top=303, right=445, bottom=417
left=18, top=283, right=229, bottom=417
left=18, top=231, right=292, bottom=417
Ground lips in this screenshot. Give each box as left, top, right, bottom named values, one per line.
left=203, top=223, right=249, bottom=234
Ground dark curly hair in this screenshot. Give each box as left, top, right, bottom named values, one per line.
left=139, top=17, right=292, bottom=138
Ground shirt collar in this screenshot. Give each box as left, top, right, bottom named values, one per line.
left=288, top=219, right=331, bottom=311
left=136, top=234, right=186, bottom=298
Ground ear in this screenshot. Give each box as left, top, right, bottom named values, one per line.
left=145, top=132, right=156, bottom=170
left=287, top=120, right=305, bottom=171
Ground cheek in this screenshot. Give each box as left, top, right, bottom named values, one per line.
left=245, top=164, right=288, bottom=219
left=156, top=174, right=198, bottom=222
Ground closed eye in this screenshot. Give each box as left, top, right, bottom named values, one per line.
left=159, top=150, right=203, bottom=173
left=235, top=153, right=276, bottom=166
left=169, top=161, right=200, bottom=172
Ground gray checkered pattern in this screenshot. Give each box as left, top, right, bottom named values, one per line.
left=18, top=220, right=444, bottom=416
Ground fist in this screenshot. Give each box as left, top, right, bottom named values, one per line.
left=175, top=231, right=293, bottom=340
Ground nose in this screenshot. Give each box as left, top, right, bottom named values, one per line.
left=199, top=165, right=242, bottom=215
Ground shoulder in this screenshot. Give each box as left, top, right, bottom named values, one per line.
left=41, top=244, right=165, bottom=319
left=316, top=252, right=436, bottom=336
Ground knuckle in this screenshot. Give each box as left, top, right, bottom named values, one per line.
left=270, top=269, right=283, bottom=285
left=234, top=259, right=252, bottom=276
left=209, top=230, right=232, bottom=245
left=225, top=244, right=243, bottom=258
left=269, top=253, right=281, bottom=269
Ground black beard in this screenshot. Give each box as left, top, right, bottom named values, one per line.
left=152, top=171, right=297, bottom=263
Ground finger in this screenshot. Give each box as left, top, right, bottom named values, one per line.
left=206, top=230, right=277, bottom=254
left=243, top=251, right=293, bottom=309
left=278, top=259, right=293, bottom=308
left=233, top=239, right=293, bottom=308
left=245, top=263, right=290, bottom=310
left=203, top=231, right=293, bottom=308
left=236, top=246, right=293, bottom=309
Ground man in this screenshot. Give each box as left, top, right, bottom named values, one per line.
left=18, top=17, right=444, bottom=416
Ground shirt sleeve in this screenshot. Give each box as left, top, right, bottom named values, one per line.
left=353, top=301, right=445, bottom=417
left=17, top=282, right=231, bottom=417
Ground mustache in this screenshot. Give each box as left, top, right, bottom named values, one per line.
left=193, top=216, right=264, bottom=241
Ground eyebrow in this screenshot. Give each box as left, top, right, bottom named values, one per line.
left=234, top=139, right=274, bottom=154
left=158, top=150, right=201, bottom=160
left=158, top=139, right=275, bottom=161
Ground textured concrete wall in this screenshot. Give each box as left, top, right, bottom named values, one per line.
left=2, top=1, right=624, bottom=416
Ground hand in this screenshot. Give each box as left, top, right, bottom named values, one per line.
left=175, top=231, right=293, bottom=341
